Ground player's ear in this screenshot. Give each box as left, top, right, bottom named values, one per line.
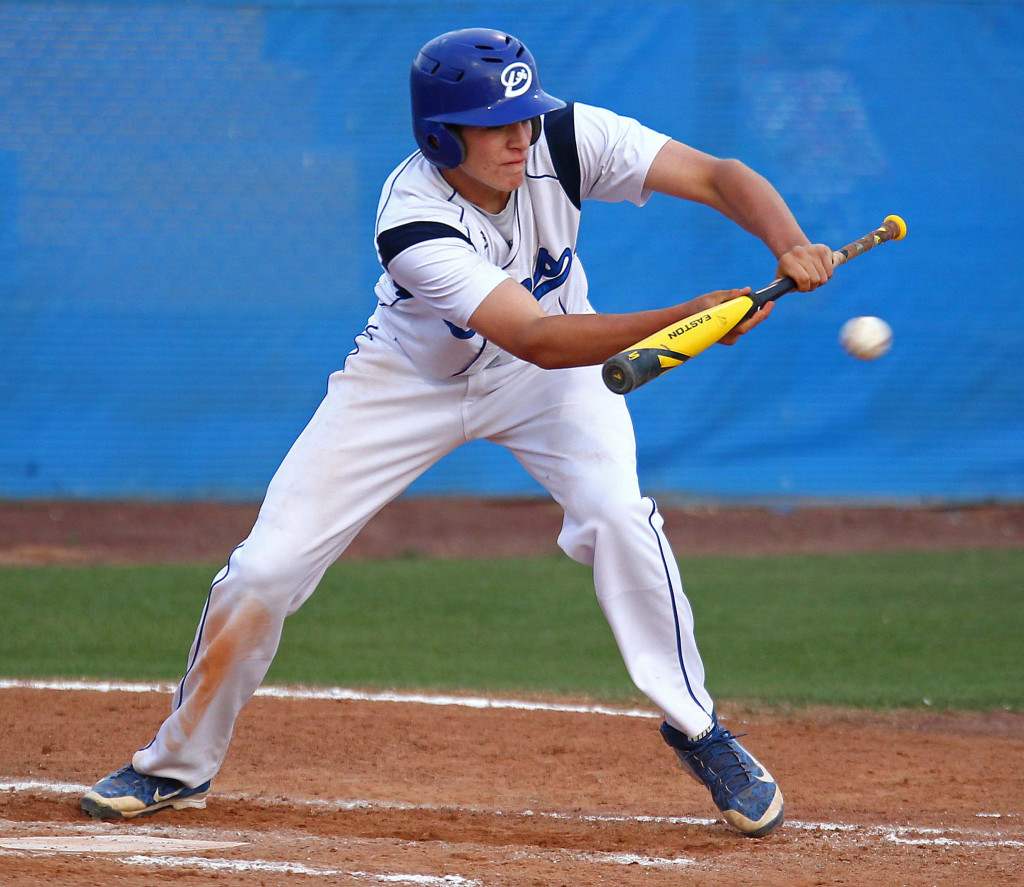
left=529, top=116, right=541, bottom=145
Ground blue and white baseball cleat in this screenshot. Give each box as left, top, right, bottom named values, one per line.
left=81, top=764, right=212, bottom=820
left=661, top=718, right=785, bottom=837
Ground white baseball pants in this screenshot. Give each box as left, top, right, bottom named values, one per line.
left=134, top=332, right=715, bottom=786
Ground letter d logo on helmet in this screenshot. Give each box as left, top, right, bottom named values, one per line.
left=410, top=28, right=565, bottom=169
left=501, top=62, right=532, bottom=98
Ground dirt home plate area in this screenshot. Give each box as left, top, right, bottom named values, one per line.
left=2, top=499, right=1023, bottom=885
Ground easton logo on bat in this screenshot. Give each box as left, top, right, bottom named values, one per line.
left=667, top=313, right=713, bottom=338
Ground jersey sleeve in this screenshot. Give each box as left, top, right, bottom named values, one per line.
left=386, top=238, right=510, bottom=330
left=573, top=103, right=672, bottom=206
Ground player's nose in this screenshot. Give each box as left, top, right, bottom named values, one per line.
left=508, top=119, right=533, bottom=148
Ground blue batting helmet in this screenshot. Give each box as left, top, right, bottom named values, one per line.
left=410, top=28, right=566, bottom=169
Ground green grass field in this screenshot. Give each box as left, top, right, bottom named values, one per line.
left=1, top=549, right=1021, bottom=711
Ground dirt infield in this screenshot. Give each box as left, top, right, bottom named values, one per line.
left=1, top=499, right=1023, bottom=885
left=3, top=686, right=1023, bottom=886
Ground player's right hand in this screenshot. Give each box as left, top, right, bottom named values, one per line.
left=775, top=243, right=834, bottom=291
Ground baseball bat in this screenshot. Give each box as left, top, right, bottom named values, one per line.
left=601, top=214, right=908, bottom=394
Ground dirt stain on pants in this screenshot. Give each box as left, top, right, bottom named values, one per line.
left=175, top=595, right=275, bottom=742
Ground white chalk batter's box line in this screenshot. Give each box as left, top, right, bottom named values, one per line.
left=0, top=676, right=663, bottom=721
left=0, top=837, right=486, bottom=886
left=3, top=779, right=1022, bottom=854
left=0, top=677, right=662, bottom=718
left=0, top=816, right=697, bottom=881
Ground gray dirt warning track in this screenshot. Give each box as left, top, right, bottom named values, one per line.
left=1, top=499, right=1023, bottom=564
left=1, top=682, right=1022, bottom=886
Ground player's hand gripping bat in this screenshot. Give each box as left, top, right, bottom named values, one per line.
left=601, top=215, right=907, bottom=394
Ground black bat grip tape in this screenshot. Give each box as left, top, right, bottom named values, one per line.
left=744, top=276, right=797, bottom=318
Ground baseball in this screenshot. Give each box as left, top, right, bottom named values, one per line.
left=839, top=315, right=892, bottom=360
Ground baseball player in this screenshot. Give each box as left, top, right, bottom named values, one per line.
left=82, top=28, right=833, bottom=837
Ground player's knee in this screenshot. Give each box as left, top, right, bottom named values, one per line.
left=558, top=495, right=658, bottom=565
left=216, top=544, right=301, bottom=609
left=589, top=494, right=660, bottom=537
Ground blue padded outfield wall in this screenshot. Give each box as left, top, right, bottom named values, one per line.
left=1, top=1, right=1022, bottom=503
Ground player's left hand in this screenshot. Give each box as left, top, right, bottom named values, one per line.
left=776, top=243, right=834, bottom=292
left=719, top=298, right=774, bottom=345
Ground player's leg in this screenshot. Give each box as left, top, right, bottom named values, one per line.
left=470, top=360, right=784, bottom=836
left=83, top=335, right=466, bottom=818
left=469, top=360, right=714, bottom=735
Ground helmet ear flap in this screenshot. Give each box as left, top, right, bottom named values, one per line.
left=529, top=116, right=542, bottom=145
left=414, top=120, right=466, bottom=169
left=446, top=124, right=467, bottom=165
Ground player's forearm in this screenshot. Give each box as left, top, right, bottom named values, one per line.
left=469, top=278, right=710, bottom=369
left=703, top=160, right=834, bottom=291
left=646, top=143, right=810, bottom=260
left=508, top=299, right=716, bottom=370
left=469, top=278, right=756, bottom=370
left=703, top=159, right=811, bottom=260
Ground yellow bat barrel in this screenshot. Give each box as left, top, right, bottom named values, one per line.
left=602, top=294, right=754, bottom=394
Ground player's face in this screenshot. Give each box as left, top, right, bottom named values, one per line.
left=445, top=120, right=533, bottom=212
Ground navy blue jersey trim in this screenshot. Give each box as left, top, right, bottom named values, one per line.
left=543, top=103, right=581, bottom=210
left=377, top=221, right=471, bottom=270
left=342, top=323, right=380, bottom=371
left=452, top=338, right=488, bottom=376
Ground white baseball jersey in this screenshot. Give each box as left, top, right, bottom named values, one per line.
left=370, top=102, right=671, bottom=379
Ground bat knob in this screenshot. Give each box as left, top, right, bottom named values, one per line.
left=602, top=350, right=672, bottom=394
left=602, top=358, right=636, bottom=395
left=884, top=214, right=908, bottom=241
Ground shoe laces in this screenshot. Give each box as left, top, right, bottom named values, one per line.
left=108, top=765, right=166, bottom=790
left=682, top=728, right=757, bottom=797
